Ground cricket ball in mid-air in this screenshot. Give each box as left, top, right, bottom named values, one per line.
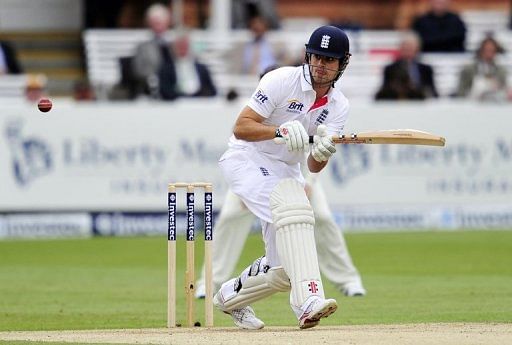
left=38, top=98, right=52, bottom=113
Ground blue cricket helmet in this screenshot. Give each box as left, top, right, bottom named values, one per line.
left=305, top=25, right=350, bottom=59
left=304, top=25, right=351, bottom=85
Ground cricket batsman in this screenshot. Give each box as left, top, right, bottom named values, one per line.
left=214, top=25, right=352, bottom=330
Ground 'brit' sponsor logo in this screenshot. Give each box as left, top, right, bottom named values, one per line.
left=287, top=99, right=304, bottom=113
left=254, top=89, right=268, bottom=103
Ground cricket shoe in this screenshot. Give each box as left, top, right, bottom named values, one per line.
left=343, top=281, right=366, bottom=297
left=213, top=292, right=265, bottom=330
left=298, top=297, right=338, bottom=329
left=194, top=283, right=205, bottom=299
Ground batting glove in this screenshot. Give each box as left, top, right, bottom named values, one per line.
left=311, top=125, right=336, bottom=162
left=277, top=120, right=309, bottom=152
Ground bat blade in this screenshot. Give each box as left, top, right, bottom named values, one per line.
left=275, top=129, right=446, bottom=146
left=331, top=129, right=446, bottom=146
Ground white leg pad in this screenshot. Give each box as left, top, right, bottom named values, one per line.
left=270, top=178, right=324, bottom=308
left=217, top=266, right=290, bottom=311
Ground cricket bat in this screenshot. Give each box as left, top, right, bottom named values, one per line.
left=275, top=129, right=445, bottom=147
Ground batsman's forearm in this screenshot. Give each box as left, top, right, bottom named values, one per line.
left=233, top=119, right=277, bottom=142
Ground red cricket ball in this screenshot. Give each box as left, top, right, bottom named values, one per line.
left=38, top=98, right=52, bottom=113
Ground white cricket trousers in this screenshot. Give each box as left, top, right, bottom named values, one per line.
left=197, top=181, right=362, bottom=292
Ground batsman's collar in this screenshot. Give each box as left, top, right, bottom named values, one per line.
left=301, top=64, right=344, bottom=102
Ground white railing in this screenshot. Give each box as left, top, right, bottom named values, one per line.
left=0, top=75, right=28, bottom=100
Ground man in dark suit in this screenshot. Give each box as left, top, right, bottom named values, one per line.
left=0, top=41, right=23, bottom=74
left=375, top=32, right=438, bottom=100
left=163, top=33, right=216, bottom=99
left=131, top=3, right=178, bottom=100
left=412, top=0, right=466, bottom=52
left=130, top=4, right=216, bottom=100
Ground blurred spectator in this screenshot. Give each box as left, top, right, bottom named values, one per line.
left=131, top=3, right=177, bottom=100
left=0, top=40, right=23, bottom=74
left=25, top=74, right=47, bottom=102
left=411, top=0, right=466, bottom=52
left=229, top=15, right=287, bottom=75
left=170, top=33, right=216, bottom=97
left=375, top=32, right=438, bottom=101
left=232, top=0, right=280, bottom=29
left=74, top=80, right=96, bottom=101
left=455, top=36, right=508, bottom=102
left=109, top=56, right=139, bottom=100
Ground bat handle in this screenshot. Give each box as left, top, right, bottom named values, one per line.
left=273, top=135, right=315, bottom=144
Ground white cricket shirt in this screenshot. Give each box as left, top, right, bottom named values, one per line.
left=228, top=65, right=349, bottom=165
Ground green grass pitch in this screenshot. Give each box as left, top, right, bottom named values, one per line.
left=1, top=230, right=511, bottom=331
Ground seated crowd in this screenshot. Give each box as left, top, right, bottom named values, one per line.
left=108, top=0, right=511, bottom=103
left=1, top=0, right=511, bottom=103
left=109, top=4, right=217, bottom=101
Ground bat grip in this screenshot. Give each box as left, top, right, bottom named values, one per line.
left=273, top=135, right=315, bottom=144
